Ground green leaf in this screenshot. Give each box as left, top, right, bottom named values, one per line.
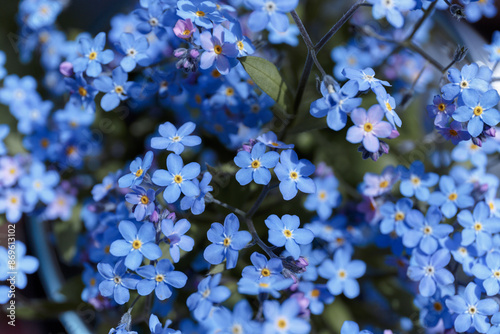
left=239, top=56, right=293, bottom=112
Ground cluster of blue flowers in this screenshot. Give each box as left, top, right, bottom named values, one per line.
left=2, top=0, right=500, bottom=333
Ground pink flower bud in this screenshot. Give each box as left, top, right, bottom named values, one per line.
left=59, top=61, right=74, bottom=77
left=388, top=129, right=400, bottom=139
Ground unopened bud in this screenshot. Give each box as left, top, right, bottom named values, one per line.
left=59, top=61, right=74, bottom=77
left=453, top=45, right=468, bottom=62
left=450, top=4, right=466, bottom=21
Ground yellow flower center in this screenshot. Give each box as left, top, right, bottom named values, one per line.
left=338, top=269, right=347, bottom=278
left=113, top=276, right=122, bottom=284
left=364, top=122, right=373, bottom=132
left=277, top=318, right=287, bottom=329
left=261, top=268, right=271, bottom=277
left=411, top=176, right=421, bottom=185
left=474, top=222, right=483, bottom=231
left=41, top=138, right=49, bottom=148
left=473, top=106, right=483, bottom=116
left=214, top=45, right=223, bottom=55
left=223, top=237, right=231, bottom=247
left=469, top=306, right=477, bottom=314
left=448, top=192, right=458, bottom=201
left=90, top=278, right=96, bottom=286
left=289, top=171, right=298, bottom=180
left=135, top=168, right=144, bottom=177
left=211, top=69, right=221, bottom=78
left=171, top=135, right=181, bottom=142
left=78, top=86, right=87, bottom=96
left=9, top=168, right=16, bottom=175
left=202, top=289, right=211, bottom=298
left=115, top=86, right=124, bottom=94
left=438, top=103, right=446, bottom=112
left=318, top=190, right=327, bottom=200
left=10, top=196, right=18, bottom=205
left=174, top=175, right=183, bottom=184
left=195, top=10, right=205, bottom=16
left=470, top=144, right=479, bottom=150
left=140, top=195, right=149, bottom=205
left=489, top=202, right=495, bottom=211
left=88, top=52, right=97, bottom=60
left=433, top=302, right=443, bottom=311
left=379, top=180, right=389, bottom=188
left=283, top=229, right=292, bottom=238
left=460, top=80, right=469, bottom=88
left=449, top=129, right=458, bottom=136
left=225, top=87, right=234, bottom=96
left=311, top=289, right=320, bottom=298
left=237, top=41, right=244, bottom=50
left=132, top=240, right=142, bottom=249
left=182, top=29, right=191, bottom=35
left=494, top=271, right=500, bottom=278
left=155, top=274, right=164, bottom=282
left=423, top=226, right=433, bottom=235
left=385, top=102, right=393, bottom=112
left=251, top=159, right=261, bottom=169
left=395, top=212, right=405, bottom=221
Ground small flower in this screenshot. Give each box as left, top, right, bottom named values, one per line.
left=234, top=142, right=279, bottom=186
left=265, top=214, right=314, bottom=260
left=180, top=172, right=213, bottom=215
left=161, top=218, right=194, bottom=263
left=97, top=260, right=139, bottom=305
left=186, top=274, right=231, bottom=321
left=256, top=131, right=294, bottom=149
left=262, top=299, right=311, bottom=334
left=398, top=161, right=439, bottom=201
left=438, top=121, right=471, bottom=145
left=274, top=150, right=316, bottom=200
left=367, top=0, right=416, bottom=28
left=19, top=160, right=60, bottom=206
left=375, top=86, right=402, bottom=128
left=472, top=251, right=500, bottom=296
left=379, top=198, right=412, bottom=236
left=429, top=175, right=474, bottom=218
left=149, top=314, right=180, bottom=334
left=426, top=95, right=455, bottom=127
left=452, top=89, right=500, bottom=138
left=340, top=321, right=373, bottom=334
left=342, top=67, right=390, bottom=92
left=407, top=249, right=454, bottom=297
left=238, top=275, right=293, bottom=298
left=125, top=187, right=155, bottom=221
left=203, top=213, right=252, bottom=269
left=241, top=252, right=284, bottom=281
left=72, top=32, right=114, bottom=77
left=136, top=259, right=188, bottom=300
left=152, top=154, right=201, bottom=203
left=246, top=0, right=299, bottom=32
left=441, top=63, right=490, bottom=100
left=151, top=121, right=202, bottom=155
left=318, top=249, right=366, bottom=299
left=199, top=25, right=238, bottom=75
left=346, top=106, right=393, bottom=153
left=457, top=202, right=500, bottom=255
left=110, top=221, right=162, bottom=270
left=116, top=33, right=150, bottom=72
left=94, top=67, right=133, bottom=111
left=173, top=18, right=196, bottom=39
left=445, top=282, right=499, bottom=333
left=118, top=151, right=154, bottom=188
left=0, top=241, right=39, bottom=289
left=176, top=0, right=222, bottom=29
left=304, top=175, right=341, bottom=220
left=402, top=206, right=453, bottom=254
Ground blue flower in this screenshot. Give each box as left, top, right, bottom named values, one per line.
left=379, top=198, right=412, bottom=236
left=256, top=131, right=294, bottom=149
left=407, top=249, right=454, bottom=297
left=445, top=282, right=499, bottom=333
left=485, top=31, right=500, bottom=62
left=414, top=291, right=453, bottom=329
left=310, top=80, right=362, bottom=131
left=237, top=275, right=293, bottom=298
left=265, top=214, right=314, bottom=260
left=342, top=67, right=390, bottom=92
left=199, top=25, right=238, bottom=75
left=268, top=24, right=300, bottom=46
left=19, top=160, right=60, bottom=206
left=402, top=206, right=453, bottom=254
left=0, top=241, right=39, bottom=289
left=116, top=33, right=151, bottom=72
left=136, top=259, right=188, bottom=300
left=226, top=22, right=255, bottom=57
left=204, top=213, right=252, bottom=269
left=262, top=299, right=311, bottom=334
left=472, top=251, right=500, bottom=296
left=457, top=202, right=500, bottom=255
left=125, top=187, right=155, bottom=221
left=152, top=154, right=201, bottom=203
left=94, top=67, right=133, bottom=111
left=346, top=105, right=393, bottom=153
left=134, top=1, right=169, bottom=35
left=304, top=175, right=341, bottom=220
left=149, top=314, right=180, bottom=334
left=340, top=321, right=373, bottom=334
left=0, top=75, right=37, bottom=108
left=367, top=0, right=416, bottom=28
left=118, top=151, right=154, bottom=188
left=453, top=89, right=500, bottom=138
left=274, top=150, right=316, bottom=200
left=318, top=249, right=366, bottom=299
left=72, top=32, right=114, bottom=77
left=246, top=0, right=299, bottom=32
left=429, top=175, right=474, bottom=218
left=375, top=86, right=401, bottom=128
left=64, top=74, right=98, bottom=108
left=426, top=95, right=456, bottom=127
left=234, top=143, right=279, bottom=186
left=92, top=171, right=119, bottom=202
left=180, top=172, right=213, bottom=215
left=176, top=0, right=222, bottom=29
left=110, top=221, right=162, bottom=270
left=241, top=252, right=284, bottom=281
left=161, top=218, right=194, bottom=263
left=399, top=161, right=439, bottom=201
left=441, top=63, right=491, bottom=100
left=186, top=273, right=231, bottom=321
left=298, top=281, right=335, bottom=315
left=97, top=260, right=139, bottom=305
left=151, top=122, right=202, bottom=154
